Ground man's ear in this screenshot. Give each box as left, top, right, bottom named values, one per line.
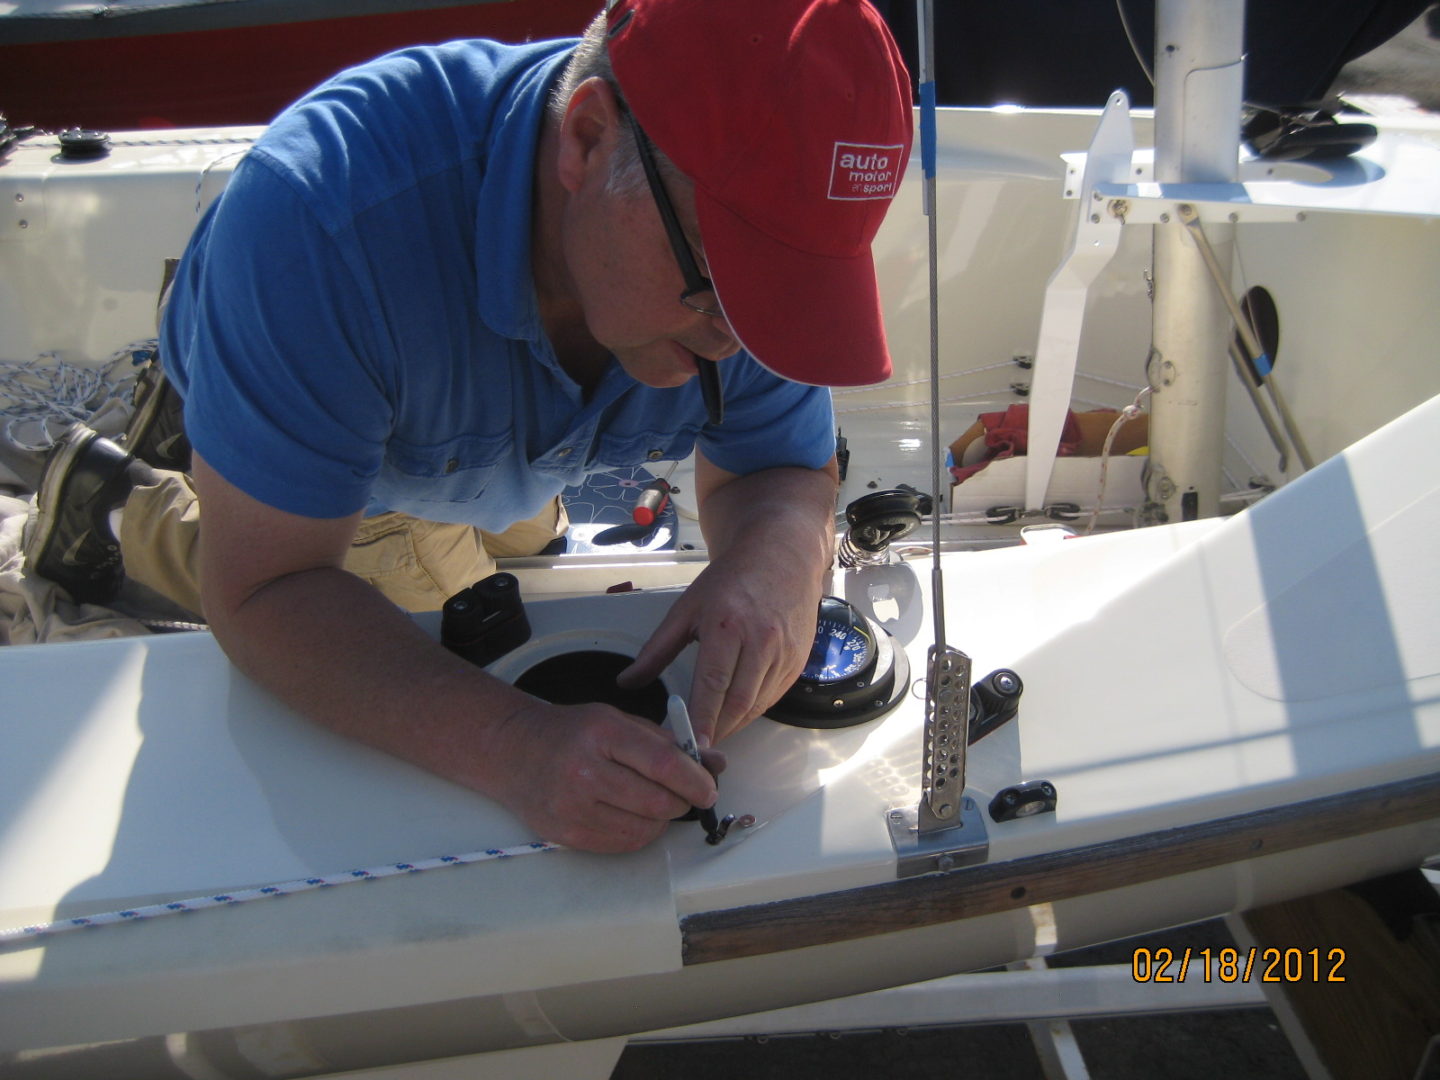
left=556, top=76, right=623, bottom=195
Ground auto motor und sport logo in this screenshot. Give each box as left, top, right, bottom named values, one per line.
left=828, top=142, right=904, bottom=200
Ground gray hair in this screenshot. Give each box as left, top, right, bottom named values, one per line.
left=549, top=10, right=678, bottom=198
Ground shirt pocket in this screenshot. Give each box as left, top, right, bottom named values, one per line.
left=381, top=434, right=508, bottom=505
left=589, top=427, right=701, bottom=473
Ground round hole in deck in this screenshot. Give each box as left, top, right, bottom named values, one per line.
left=513, top=650, right=668, bottom=723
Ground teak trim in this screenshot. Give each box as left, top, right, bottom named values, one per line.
left=681, top=771, right=1440, bottom=966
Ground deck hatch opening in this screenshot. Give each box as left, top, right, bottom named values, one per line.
left=513, top=650, right=669, bottom=723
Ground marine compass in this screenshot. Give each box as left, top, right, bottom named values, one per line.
left=766, top=596, right=910, bottom=729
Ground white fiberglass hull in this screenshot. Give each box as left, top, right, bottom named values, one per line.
left=3, top=386, right=1439, bottom=1074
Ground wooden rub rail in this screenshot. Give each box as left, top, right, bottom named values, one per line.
left=681, top=771, right=1440, bottom=966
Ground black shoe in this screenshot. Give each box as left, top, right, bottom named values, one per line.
left=123, top=359, right=191, bottom=471
left=22, top=425, right=157, bottom=605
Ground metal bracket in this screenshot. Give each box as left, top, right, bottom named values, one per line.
left=922, top=646, right=971, bottom=822
left=891, top=644, right=989, bottom=877
left=1024, top=90, right=1134, bottom=512
left=1066, top=141, right=1440, bottom=224
left=887, top=797, right=990, bottom=878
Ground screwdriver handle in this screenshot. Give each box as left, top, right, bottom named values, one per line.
left=633, top=480, right=671, bottom=526
left=632, top=461, right=679, bottom=526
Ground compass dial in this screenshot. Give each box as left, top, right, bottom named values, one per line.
left=804, top=609, right=875, bottom=684
left=769, top=596, right=909, bottom=729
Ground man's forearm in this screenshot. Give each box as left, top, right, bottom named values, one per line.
left=697, top=462, right=838, bottom=582
left=207, top=564, right=528, bottom=794
left=206, top=564, right=720, bottom=851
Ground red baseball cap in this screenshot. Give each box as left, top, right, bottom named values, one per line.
left=606, top=0, right=913, bottom=387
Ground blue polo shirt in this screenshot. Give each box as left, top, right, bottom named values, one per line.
left=160, top=38, right=834, bottom=533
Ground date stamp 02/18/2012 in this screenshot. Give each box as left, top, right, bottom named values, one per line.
left=1132, top=946, right=1348, bottom=984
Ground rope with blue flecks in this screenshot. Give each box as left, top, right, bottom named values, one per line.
left=0, top=840, right=560, bottom=950
left=0, top=343, right=151, bottom=450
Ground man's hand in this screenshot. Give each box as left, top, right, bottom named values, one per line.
left=619, top=556, right=820, bottom=744
left=617, top=455, right=838, bottom=744
left=482, top=698, right=721, bottom=853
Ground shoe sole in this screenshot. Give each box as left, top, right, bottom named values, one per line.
left=125, top=365, right=190, bottom=470
left=125, top=371, right=166, bottom=453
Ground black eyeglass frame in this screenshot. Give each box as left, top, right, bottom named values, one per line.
left=629, top=122, right=725, bottom=320
left=629, top=119, right=726, bottom=425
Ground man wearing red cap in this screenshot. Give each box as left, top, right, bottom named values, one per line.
left=23, top=0, right=912, bottom=851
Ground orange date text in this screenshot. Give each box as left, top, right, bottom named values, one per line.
left=1131, top=946, right=1347, bottom=984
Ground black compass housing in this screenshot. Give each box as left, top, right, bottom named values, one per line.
left=767, top=596, right=910, bottom=729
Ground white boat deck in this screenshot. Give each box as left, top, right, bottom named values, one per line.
left=3, top=389, right=1439, bottom=1064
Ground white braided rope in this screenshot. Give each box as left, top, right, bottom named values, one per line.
left=0, top=343, right=152, bottom=450
left=0, top=840, right=560, bottom=950
left=1075, top=370, right=1147, bottom=392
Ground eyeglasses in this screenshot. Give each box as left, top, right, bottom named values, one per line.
left=630, top=119, right=727, bottom=425
left=630, top=122, right=725, bottom=320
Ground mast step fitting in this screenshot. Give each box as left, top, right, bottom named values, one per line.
left=888, top=797, right=989, bottom=879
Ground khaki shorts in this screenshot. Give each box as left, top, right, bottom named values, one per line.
left=121, top=470, right=568, bottom=616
